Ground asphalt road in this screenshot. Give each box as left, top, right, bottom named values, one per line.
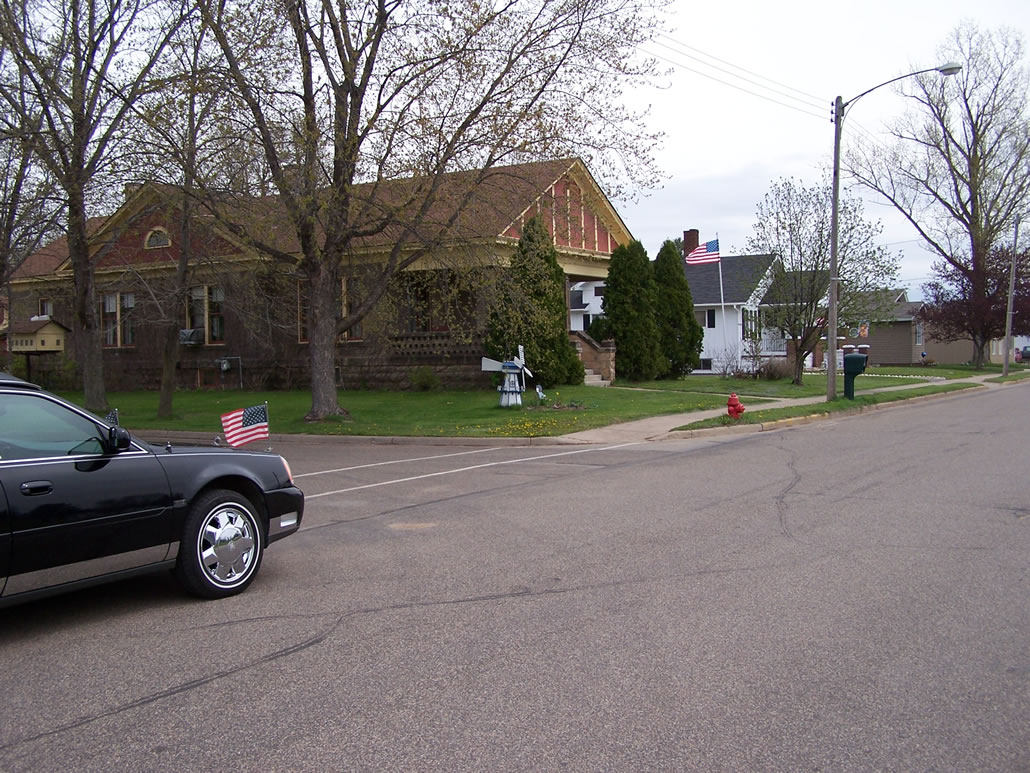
left=0, top=384, right=1027, bottom=771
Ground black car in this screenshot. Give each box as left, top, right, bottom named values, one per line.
left=0, top=372, right=303, bottom=607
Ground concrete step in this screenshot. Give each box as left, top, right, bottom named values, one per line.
left=584, top=370, right=609, bottom=387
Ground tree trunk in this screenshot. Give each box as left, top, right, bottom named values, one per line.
left=157, top=324, right=179, bottom=418
left=971, top=337, right=989, bottom=369
left=67, top=192, right=106, bottom=412
left=306, top=267, right=348, bottom=420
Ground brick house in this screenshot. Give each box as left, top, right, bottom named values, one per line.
left=8, top=159, right=628, bottom=389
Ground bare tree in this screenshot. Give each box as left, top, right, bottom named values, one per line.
left=195, top=0, right=664, bottom=419
left=848, top=23, right=1030, bottom=368
left=0, top=0, right=186, bottom=409
left=114, top=7, right=257, bottom=418
left=0, top=58, right=65, bottom=372
left=747, top=177, right=900, bottom=385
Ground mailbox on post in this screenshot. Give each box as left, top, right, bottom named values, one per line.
left=842, top=352, right=867, bottom=399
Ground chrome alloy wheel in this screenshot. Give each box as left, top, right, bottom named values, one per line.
left=197, top=502, right=259, bottom=588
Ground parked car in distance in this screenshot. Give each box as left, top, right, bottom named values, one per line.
left=0, top=372, right=304, bottom=607
left=1020, top=346, right=1030, bottom=364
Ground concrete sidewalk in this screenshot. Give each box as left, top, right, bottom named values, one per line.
left=553, top=372, right=1013, bottom=445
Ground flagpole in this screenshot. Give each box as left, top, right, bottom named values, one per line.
left=265, top=401, right=271, bottom=451
left=717, top=233, right=728, bottom=362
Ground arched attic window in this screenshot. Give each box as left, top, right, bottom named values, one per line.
left=145, top=228, right=171, bottom=249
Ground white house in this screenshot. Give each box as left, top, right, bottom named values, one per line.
left=569, top=280, right=605, bottom=332
left=683, top=252, right=781, bottom=373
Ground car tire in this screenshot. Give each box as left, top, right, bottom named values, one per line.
left=175, top=489, right=264, bottom=599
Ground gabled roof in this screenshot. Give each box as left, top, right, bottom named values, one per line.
left=840, top=287, right=922, bottom=322
left=9, top=317, right=70, bottom=334
left=760, top=268, right=831, bottom=305
left=222, top=157, right=631, bottom=253
left=13, top=159, right=630, bottom=279
left=12, top=217, right=108, bottom=278
left=684, top=253, right=777, bottom=305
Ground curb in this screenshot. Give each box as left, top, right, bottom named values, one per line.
left=658, top=382, right=988, bottom=441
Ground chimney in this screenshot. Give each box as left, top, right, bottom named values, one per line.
left=683, top=229, right=699, bottom=258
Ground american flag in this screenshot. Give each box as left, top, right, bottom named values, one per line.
left=686, top=238, right=720, bottom=265
left=220, top=403, right=270, bottom=447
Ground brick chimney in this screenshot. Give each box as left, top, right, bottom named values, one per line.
left=683, top=229, right=699, bottom=258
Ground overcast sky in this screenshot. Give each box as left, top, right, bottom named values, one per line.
left=613, top=0, right=1030, bottom=299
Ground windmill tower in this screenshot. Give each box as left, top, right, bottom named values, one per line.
left=481, top=345, right=533, bottom=407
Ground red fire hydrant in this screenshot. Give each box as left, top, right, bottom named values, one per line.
left=727, top=393, right=746, bottom=419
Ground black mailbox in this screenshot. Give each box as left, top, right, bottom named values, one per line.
left=842, top=352, right=867, bottom=399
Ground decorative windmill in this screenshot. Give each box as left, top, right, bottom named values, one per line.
left=481, top=344, right=533, bottom=407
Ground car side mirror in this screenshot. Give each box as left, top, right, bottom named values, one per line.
left=107, top=425, right=132, bottom=452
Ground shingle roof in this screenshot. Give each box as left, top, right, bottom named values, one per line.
left=9, top=318, right=70, bottom=334
left=684, top=253, right=776, bottom=305
left=12, top=217, right=108, bottom=278
left=16, top=159, right=626, bottom=275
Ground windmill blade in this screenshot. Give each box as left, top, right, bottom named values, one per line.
left=481, top=357, right=504, bottom=372
left=522, top=365, right=533, bottom=378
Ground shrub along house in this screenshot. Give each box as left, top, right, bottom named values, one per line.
left=8, top=159, right=630, bottom=390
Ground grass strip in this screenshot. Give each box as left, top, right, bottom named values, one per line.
left=674, top=382, right=980, bottom=431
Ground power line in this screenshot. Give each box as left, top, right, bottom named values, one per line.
left=652, top=37, right=827, bottom=112
left=642, top=48, right=828, bottom=122
left=659, top=36, right=828, bottom=107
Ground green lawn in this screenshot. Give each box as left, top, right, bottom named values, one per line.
left=59, top=385, right=751, bottom=439
left=55, top=363, right=1015, bottom=439
left=625, top=363, right=1019, bottom=398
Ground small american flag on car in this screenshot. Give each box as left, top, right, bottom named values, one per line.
left=220, top=403, right=270, bottom=447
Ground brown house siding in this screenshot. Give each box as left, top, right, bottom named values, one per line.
left=839, top=322, right=917, bottom=365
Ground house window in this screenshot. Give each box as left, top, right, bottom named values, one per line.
left=145, top=228, right=171, bottom=249
left=701, top=358, right=713, bottom=370
left=187, top=285, right=224, bottom=345
left=742, top=308, right=761, bottom=340
left=915, top=323, right=924, bottom=346
left=400, top=274, right=450, bottom=334
left=702, top=309, right=715, bottom=328
left=38, top=298, right=53, bottom=317
left=101, top=292, right=135, bottom=347
left=343, top=278, right=362, bottom=341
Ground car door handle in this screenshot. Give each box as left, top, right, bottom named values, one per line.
left=20, top=480, right=53, bottom=496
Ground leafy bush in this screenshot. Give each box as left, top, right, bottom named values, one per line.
left=485, top=217, right=584, bottom=387
left=759, top=357, right=793, bottom=380
left=587, top=315, right=614, bottom=342
left=409, top=366, right=441, bottom=391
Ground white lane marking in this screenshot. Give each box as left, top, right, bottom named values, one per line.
left=295, top=447, right=504, bottom=478
left=306, top=442, right=642, bottom=499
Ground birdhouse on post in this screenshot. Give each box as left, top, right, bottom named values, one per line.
left=481, top=345, right=533, bottom=407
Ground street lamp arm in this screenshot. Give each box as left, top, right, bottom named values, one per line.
left=825, top=60, right=961, bottom=403
left=841, top=66, right=950, bottom=112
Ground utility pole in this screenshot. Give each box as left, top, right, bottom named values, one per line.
left=1003, top=213, right=1021, bottom=377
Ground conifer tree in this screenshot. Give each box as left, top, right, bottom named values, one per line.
left=653, top=240, right=703, bottom=376
left=603, top=240, right=662, bottom=381
left=486, top=217, right=584, bottom=387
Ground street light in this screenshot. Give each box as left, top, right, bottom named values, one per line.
left=1003, top=213, right=1022, bottom=377
left=826, top=61, right=962, bottom=401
